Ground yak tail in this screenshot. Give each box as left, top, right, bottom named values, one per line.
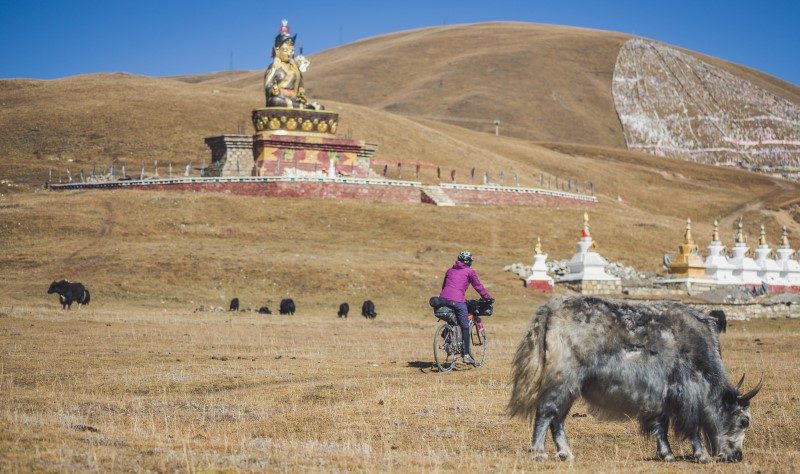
left=507, top=299, right=555, bottom=421
left=81, top=289, right=91, bottom=306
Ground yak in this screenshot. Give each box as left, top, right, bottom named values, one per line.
left=279, top=298, right=295, bottom=315
left=338, top=302, right=349, bottom=318
left=258, top=306, right=272, bottom=315
left=509, top=296, right=762, bottom=463
left=229, top=298, right=240, bottom=311
left=361, top=300, right=377, bottom=319
left=47, top=280, right=90, bottom=309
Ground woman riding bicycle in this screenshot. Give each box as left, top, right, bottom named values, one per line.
left=439, top=251, right=493, bottom=365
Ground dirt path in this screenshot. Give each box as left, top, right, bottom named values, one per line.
left=719, top=177, right=800, bottom=237
left=60, top=199, right=115, bottom=266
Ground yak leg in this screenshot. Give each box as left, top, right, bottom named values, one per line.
left=532, top=388, right=577, bottom=461
left=652, top=417, right=675, bottom=461
left=549, top=415, right=575, bottom=461
left=690, top=431, right=712, bottom=463
left=530, top=410, right=551, bottom=461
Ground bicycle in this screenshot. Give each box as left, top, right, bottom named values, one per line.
left=429, top=298, right=492, bottom=372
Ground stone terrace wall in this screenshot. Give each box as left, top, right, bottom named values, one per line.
left=50, top=178, right=597, bottom=207
left=438, top=183, right=597, bottom=207
left=50, top=177, right=421, bottom=204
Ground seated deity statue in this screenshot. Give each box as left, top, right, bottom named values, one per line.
left=264, top=20, right=323, bottom=110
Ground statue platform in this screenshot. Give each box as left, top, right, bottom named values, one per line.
left=252, top=131, right=376, bottom=177
left=252, top=108, right=340, bottom=135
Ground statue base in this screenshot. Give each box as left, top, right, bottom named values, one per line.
left=252, top=108, right=339, bottom=135
left=253, top=131, right=376, bottom=178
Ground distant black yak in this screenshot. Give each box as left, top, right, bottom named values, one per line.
left=258, top=306, right=272, bottom=315
left=47, top=280, right=90, bottom=309
left=361, top=300, right=377, bottom=319
left=338, top=302, right=349, bottom=318
left=279, top=298, right=295, bottom=315
left=229, top=298, right=240, bottom=311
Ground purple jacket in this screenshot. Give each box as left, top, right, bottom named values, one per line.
left=440, top=260, right=492, bottom=303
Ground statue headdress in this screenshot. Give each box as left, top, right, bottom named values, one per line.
left=274, top=19, right=297, bottom=48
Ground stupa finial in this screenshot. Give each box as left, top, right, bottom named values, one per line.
left=735, top=218, right=745, bottom=244
left=684, top=218, right=693, bottom=244
left=534, top=236, right=543, bottom=255
left=582, top=212, right=590, bottom=237
left=712, top=219, right=720, bottom=242
left=781, top=226, right=790, bottom=248
left=759, top=224, right=767, bottom=246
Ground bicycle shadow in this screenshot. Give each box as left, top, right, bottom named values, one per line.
left=407, top=360, right=471, bottom=373
left=406, top=361, right=435, bottom=373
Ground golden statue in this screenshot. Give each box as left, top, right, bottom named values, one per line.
left=264, top=20, right=323, bottom=110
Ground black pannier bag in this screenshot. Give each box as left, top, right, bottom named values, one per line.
left=467, top=299, right=493, bottom=317
left=429, top=296, right=457, bottom=325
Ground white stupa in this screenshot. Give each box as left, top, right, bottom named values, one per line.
left=729, top=218, right=762, bottom=286
left=525, top=237, right=554, bottom=292
left=704, top=219, right=735, bottom=284
left=754, top=225, right=781, bottom=285
left=776, top=227, right=800, bottom=288
left=556, top=213, right=620, bottom=294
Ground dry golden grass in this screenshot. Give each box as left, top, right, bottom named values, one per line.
left=2, top=304, right=799, bottom=472
left=1, top=189, right=800, bottom=470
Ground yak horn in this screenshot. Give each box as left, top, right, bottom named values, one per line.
left=738, top=374, right=764, bottom=401
left=735, top=373, right=746, bottom=390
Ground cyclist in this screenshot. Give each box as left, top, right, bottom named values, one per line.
left=439, top=251, right=493, bottom=365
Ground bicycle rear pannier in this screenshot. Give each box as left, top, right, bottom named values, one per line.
left=434, top=306, right=457, bottom=325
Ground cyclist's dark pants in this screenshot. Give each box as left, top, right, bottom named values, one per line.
left=444, top=299, right=470, bottom=356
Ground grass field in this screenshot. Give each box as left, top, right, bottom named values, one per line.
left=1, top=178, right=799, bottom=472
left=2, top=304, right=799, bottom=472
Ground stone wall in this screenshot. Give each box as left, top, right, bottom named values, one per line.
left=680, top=302, right=798, bottom=321
left=141, top=180, right=421, bottom=204
left=562, top=280, right=622, bottom=295
left=204, top=135, right=254, bottom=177
left=437, top=183, right=597, bottom=207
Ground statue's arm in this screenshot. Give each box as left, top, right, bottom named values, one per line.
left=263, top=60, right=281, bottom=96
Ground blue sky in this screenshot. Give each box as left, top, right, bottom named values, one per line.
left=1, top=0, right=798, bottom=85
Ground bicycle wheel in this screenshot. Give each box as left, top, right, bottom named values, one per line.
left=433, top=323, right=459, bottom=373
left=470, top=322, right=487, bottom=368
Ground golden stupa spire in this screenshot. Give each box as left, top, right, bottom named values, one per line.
left=735, top=218, right=745, bottom=244
left=684, top=218, right=694, bottom=244
left=758, top=225, right=767, bottom=246
left=712, top=219, right=720, bottom=242
left=534, top=236, right=543, bottom=255
left=781, top=226, right=790, bottom=248
left=582, top=212, right=590, bottom=236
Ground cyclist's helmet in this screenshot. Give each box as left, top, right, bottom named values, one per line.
left=457, top=251, right=474, bottom=266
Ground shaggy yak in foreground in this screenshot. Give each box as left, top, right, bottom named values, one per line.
left=509, top=296, right=762, bottom=463
left=47, top=280, right=90, bottom=309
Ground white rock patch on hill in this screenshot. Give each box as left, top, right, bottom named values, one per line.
left=612, top=38, right=800, bottom=167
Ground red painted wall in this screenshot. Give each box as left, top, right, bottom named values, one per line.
left=141, top=181, right=421, bottom=204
